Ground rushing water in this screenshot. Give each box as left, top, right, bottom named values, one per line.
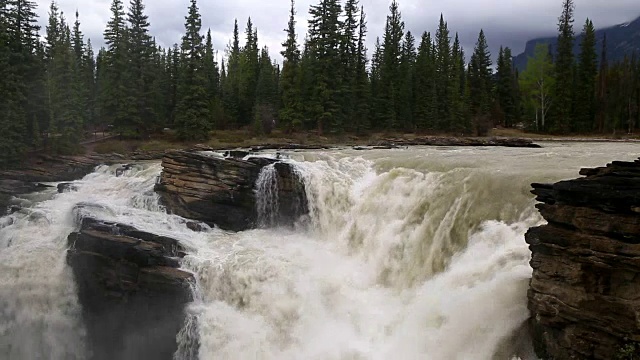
left=0, top=143, right=638, bottom=360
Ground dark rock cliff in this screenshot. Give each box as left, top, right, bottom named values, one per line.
left=526, top=157, right=640, bottom=359
left=67, top=210, right=194, bottom=360
left=154, top=150, right=307, bottom=231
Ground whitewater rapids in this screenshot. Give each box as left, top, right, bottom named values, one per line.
left=0, top=143, right=638, bottom=360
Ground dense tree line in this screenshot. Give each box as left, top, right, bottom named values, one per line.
left=519, top=0, right=640, bottom=134
left=1, top=0, right=639, bottom=166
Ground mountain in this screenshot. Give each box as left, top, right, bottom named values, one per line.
left=514, top=15, right=640, bottom=71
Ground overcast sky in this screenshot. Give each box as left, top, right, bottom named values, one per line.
left=34, top=0, right=640, bottom=63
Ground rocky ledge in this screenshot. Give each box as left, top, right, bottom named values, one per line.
left=526, top=157, right=640, bottom=359
left=67, top=208, right=194, bottom=360
left=155, top=150, right=307, bottom=231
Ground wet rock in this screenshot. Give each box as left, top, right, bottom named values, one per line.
left=154, top=150, right=308, bottom=231
left=526, top=157, right=640, bottom=359
left=57, top=182, right=78, bottom=193
left=67, top=217, right=194, bottom=360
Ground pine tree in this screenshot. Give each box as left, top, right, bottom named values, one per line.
left=339, top=0, right=359, bottom=131
left=203, top=29, right=222, bottom=128
left=127, top=0, right=155, bottom=135
left=352, top=5, right=370, bottom=133
left=307, top=0, right=343, bottom=134
left=449, top=33, right=469, bottom=133
left=253, top=47, right=278, bottom=134
left=496, top=46, right=517, bottom=127
left=398, top=30, right=415, bottom=131
left=102, top=0, right=129, bottom=134
left=174, top=0, right=210, bottom=140
left=553, top=0, right=575, bottom=133
left=378, top=0, right=404, bottom=130
left=222, top=19, right=240, bottom=128
left=369, top=36, right=384, bottom=128
left=468, top=29, right=492, bottom=135
left=238, top=17, right=259, bottom=126
left=414, top=31, right=436, bottom=131
left=595, top=34, right=608, bottom=133
left=434, top=14, right=451, bottom=131
left=279, top=0, right=303, bottom=132
left=575, top=18, right=597, bottom=132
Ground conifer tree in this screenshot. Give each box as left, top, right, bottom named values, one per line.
left=434, top=14, right=451, bottom=130
left=575, top=18, right=597, bottom=132
left=203, top=29, right=222, bottom=128
left=307, top=0, right=343, bottom=134
left=468, top=29, right=492, bottom=135
left=398, top=31, right=415, bottom=130
left=102, top=0, right=129, bottom=133
left=595, top=34, right=608, bottom=133
left=222, top=19, right=240, bottom=127
left=414, top=32, right=436, bottom=131
left=127, top=0, right=155, bottom=135
left=174, top=0, right=210, bottom=140
left=378, top=0, right=404, bottom=129
left=449, top=33, right=469, bottom=133
left=279, top=0, right=303, bottom=132
left=496, top=46, right=517, bottom=127
left=253, top=47, right=278, bottom=134
left=553, top=0, right=575, bottom=133
left=352, top=5, right=370, bottom=133
left=239, top=17, right=259, bottom=126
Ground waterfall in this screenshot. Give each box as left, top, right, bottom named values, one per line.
left=1, top=143, right=638, bottom=360
left=255, top=164, right=279, bottom=228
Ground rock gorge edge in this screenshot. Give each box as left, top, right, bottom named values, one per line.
left=526, top=157, right=640, bottom=359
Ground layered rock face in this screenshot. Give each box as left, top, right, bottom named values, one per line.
left=155, top=151, right=307, bottom=231
left=67, top=209, right=194, bottom=360
left=526, top=158, right=640, bottom=359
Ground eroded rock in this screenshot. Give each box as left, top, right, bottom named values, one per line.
left=154, top=150, right=307, bottom=231
left=67, top=214, right=194, bottom=360
left=526, top=157, right=640, bottom=359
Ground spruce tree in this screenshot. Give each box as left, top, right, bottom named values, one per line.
left=279, top=0, right=303, bottom=132
left=575, top=18, right=597, bottom=132
left=174, top=0, right=210, bottom=140
left=203, top=29, right=222, bottom=128
left=378, top=0, right=404, bottom=130
left=222, top=19, right=240, bottom=128
left=434, top=14, right=451, bottom=131
left=102, top=0, right=129, bottom=134
left=352, top=6, right=370, bottom=133
left=127, top=0, right=155, bottom=135
left=253, top=47, right=278, bottom=134
left=553, top=0, right=575, bottom=133
left=449, top=33, right=469, bottom=133
left=307, top=0, right=343, bottom=134
left=398, top=31, right=415, bottom=131
left=468, top=29, right=492, bottom=135
left=414, top=31, right=436, bottom=131
left=595, top=34, right=608, bottom=133
left=238, top=18, right=259, bottom=126
left=340, top=0, right=359, bottom=131
left=496, top=46, right=517, bottom=127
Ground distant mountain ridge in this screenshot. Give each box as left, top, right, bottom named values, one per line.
left=514, top=15, right=640, bottom=71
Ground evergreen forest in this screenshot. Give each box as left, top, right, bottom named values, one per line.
left=1, top=0, right=639, bottom=166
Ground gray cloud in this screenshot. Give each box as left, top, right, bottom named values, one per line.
left=35, top=0, right=639, bottom=63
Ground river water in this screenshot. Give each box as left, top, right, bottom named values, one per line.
left=0, top=143, right=637, bottom=360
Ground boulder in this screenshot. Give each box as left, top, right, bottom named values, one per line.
left=67, top=214, right=194, bottom=360
left=154, top=150, right=307, bottom=231
left=58, top=182, right=78, bottom=193
left=525, top=157, right=640, bottom=359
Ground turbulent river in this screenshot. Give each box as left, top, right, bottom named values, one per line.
left=0, top=142, right=638, bottom=360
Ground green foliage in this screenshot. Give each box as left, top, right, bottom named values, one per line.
left=553, top=0, right=575, bottom=133
left=520, top=43, right=555, bottom=132
left=615, top=342, right=640, bottom=360
left=468, top=29, right=493, bottom=134
left=174, top=0, right=210, bottom=141
left=575, top=18, right=597, bottom=132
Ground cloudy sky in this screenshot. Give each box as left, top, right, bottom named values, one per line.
left=34, top=0, right=640, bottom=63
